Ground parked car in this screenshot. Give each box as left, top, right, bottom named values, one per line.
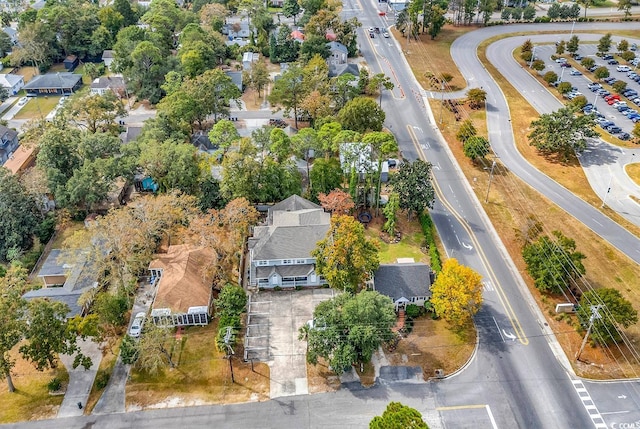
left=605, top=94, right=621, bottom=102
left=623, top=90, right=638, bottom=98
left=606, top=125, right=622, bottom=133
left=608, top=59, right=620, bottom=65
left=602, top=54, right=614, bottom=60
left=603, top=77, right=617, bottom=84
left=597, top=118, right=614, bottom=127
left=633, top=97, right=640, bottom=105
left=369, top=32, right=374, bottom=38
left=573, top=54, right=583, bottom=60
left=617, top=105, right=630, bottom=113
left=588, top=83, right=603, bottom=91
left=588, top=65, right=599, bottom=72
left=619, top=132, right=631, bottom=140
left=383, top=32, right=389, bottom=38
left=560, top=62, right=572, bottom=68
left=17, top=97, right=28, bottom=106
left=616, top=65, right=630, bottom=72
left=598, top=90, right=611, bottom=97
left=612, top=100, right=627, bottom=107
left=129, top=312, right=146, bottom=338
left=555, top=57, right=567, bottom=63
left=631, top=43, right=638, bottom=51
left=570, top=70, right=582, bottom=76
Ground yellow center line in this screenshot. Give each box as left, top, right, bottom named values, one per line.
left=406, top=124, right=528, bottom=345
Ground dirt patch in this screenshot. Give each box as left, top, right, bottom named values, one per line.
left=626, top=163, right=640, bottom=187
left=306, top=357, right=341, bottom=394
left=241, top=87, right=265, bottom=111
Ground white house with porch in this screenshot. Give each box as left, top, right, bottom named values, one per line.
left=248, top=195, right=330, bottom=289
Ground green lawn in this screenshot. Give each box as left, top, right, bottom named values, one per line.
left=13, top=96, right=61, bottom=120
left=366, top=227, right=428, bottom=264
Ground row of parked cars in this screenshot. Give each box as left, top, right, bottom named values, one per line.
left=584, top=82, right=635, bottom=140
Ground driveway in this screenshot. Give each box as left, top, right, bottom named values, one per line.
left=245, top=289, right=334, bottom=398
left=57, top=339, right=103, bottom=418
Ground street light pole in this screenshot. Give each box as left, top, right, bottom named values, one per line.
left=485, top=158, right=497, bottom=203
left=439, top=82, right=445, bottom=125
left=529, top=46, right=536, bottom=69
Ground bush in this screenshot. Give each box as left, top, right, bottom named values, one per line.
left=406, top=304, right=421, bottom=318
left=47, top=377, right=62, bottom=392
left=273, top=285, right=282, bottom=291
left=35, top=215, right=56, bottom=245
left=95, top=370, right=110, bottom=390
left=419, top=212, right=442, bottom=272
left=214, top=283, right=247, bottom=319
left=219, top=314, right=241, bottom=328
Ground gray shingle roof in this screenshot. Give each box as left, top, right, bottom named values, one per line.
left=90, top=76, right=125, bottom=90
left=252, top=224, right=329, bottom=260
left=0, top=125, right=17, bottom=142
left=102, top=50, right=114, bottom=59
left=267, top=195, right=320, bottom=222
left=329, top=63, right=359, bottom=78
left=373, top=263, right=432, bottom=301
left=326, top=41, right=348, bottom=54
left=23, top=73, right=82, bottom=90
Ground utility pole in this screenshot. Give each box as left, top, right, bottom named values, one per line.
left=224, top=327, right=235, bottom=383
left=485, top=158, right=497, bottom=203
left=529, top=46, right=536, bottom=69
left=576, top=305, right=602, bottom=361
left=439, top=82, right=445, bottom=124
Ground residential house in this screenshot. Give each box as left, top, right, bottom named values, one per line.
left=148, top=245, right=215, bottom=327
left=291, top=29, right=305, bottom=43
left=225, top=70, right=243, bottom=91
left=0, top=73, right=24, bottom=95
left=242, top=52, right=260, bottom=70
left=339, top=142, right=389, bottom=182
left=0, top=124, right=18, bottom=165
left=101, top=50, right=115, bottom=70
left=23, top=249, right=98, bottom=318
left=63, top=55, right=79, bottom=72
left=90, top=76, right=126, bottom=96
left=248, top=195, right=330, bottom=289
left=370, top=260, right=433, bottom=310
left=326, top=41, right=348, bottom=66
left=329, top=63, right=359, bottom=78
left=2, top=144, right=35, bottom=174
left=2, top=27, right=16, bottom=45
left=23, top=73, right=82, bottom=96
left=222, top=18, right=252, bottom=39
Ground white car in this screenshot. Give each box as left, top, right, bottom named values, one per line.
left=129, top=312, right=146, bottom=338
left=17, top=97, right=29, bottom=106
left=616, top=65, right=630, bottom=72
left=383, top=32, right=390, bottom=38
left=612, top=101, right=627, bottom=108
left=570, top=70, right=582, bottom=76
left=555, top=57, right=567, bottom=63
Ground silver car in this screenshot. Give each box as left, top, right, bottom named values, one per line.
left=129, top=312, right=146, bottom=338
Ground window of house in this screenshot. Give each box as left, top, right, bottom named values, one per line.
left=257, top=260, right=268, bottom=266
left=258, top=279, right=268, bottom=285
left=282, top=277, right=295, bottom=282
left=282, top=259, right=293, bottom=264
left=294, top=276, right=307, bottom=282
left=295, top=259, right=305, bottom=264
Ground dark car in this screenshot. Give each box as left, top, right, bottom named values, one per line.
left=602, top=54, right=614, bottom=60
left=606, top=125, right=622, bottom=133
left=574, top=54, right=583, bottom=60
left=617, top=105, right=630, bottom=112
left=619, top=132, right=631, bottom=140
left=603, top=77, right=617, bottom=84
left=369, top=32, right=374, bottom=38
left=560, top=62, right=572, bottom=68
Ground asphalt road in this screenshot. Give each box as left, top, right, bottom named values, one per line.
left=451, top=22, right=640, bottom=267
left=485, top=34, right=640, bottom=226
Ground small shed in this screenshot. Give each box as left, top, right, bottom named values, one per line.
left=242, top=52, right=260, bottom=70
left=63, top=55, right=79, bottom=72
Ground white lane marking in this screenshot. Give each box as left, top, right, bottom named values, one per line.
left=493, top=317, right=506, bottom=342
left=571, top=379, right=608, bottom=428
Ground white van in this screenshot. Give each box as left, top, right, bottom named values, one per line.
left=617, top=65, right=630, bottom=72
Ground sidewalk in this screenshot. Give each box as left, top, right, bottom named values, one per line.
left=57, top=339, right=103, bottom=418
left=0, top=96, right=17, bottom=117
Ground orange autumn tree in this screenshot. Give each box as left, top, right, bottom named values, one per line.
left=312, top=215, right=379, bottom=293
left=318, top=189, right=354, bottom=215
left=430, top=258, right=483, bottom=328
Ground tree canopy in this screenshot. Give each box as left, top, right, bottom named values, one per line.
left=390, top=159, right=435, bottom=218
left=370, top=402, right=429, bottom=429
left=527, top=107, right=597, bottom=161
left=522, top=230, right=586, bottom=293
left=430, top=258, right=483, bottom=328
left=312, top=215, right=379, bottom=293
left=578, top=288, right=638, bottom=345
left=337, top=97, right=385, bottom=133
left=301, top=291, right=396, bottom=375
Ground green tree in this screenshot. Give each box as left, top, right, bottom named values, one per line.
left=269, top=64, right=307, bottom=129
left=547, top=2, right=560, bottom=18
left=214, top=283, right=247, bottom=320
left=20, top=299, right=92, bottom=371
left=522, top=230, right=586, bottom=293
left=612, top=80, right=627, bottom=94
left=466, top=87, right=487, bottom=109
left=83, top=62, right=105, bottom=81
left=282, top=0, right=301, bottom=24
left=618, top=0, right=633, bottom=18
left=382, top=193, right=400, bottom=236
left=367, top=73, right=395, bottom=108
left=208, top=119, right=241, bottom=158
left=594, top=66, right=609, bottom=81
left=64, top=92, right=127, bottom=134
left=430, top=258, right=483, bottom=328
left=120, top=334, right=139, bottom=365
left=579, top=288, right=638, bottom=346
left=310, top=158, right=343, bottom=201
left=0, top=264, right=28, bottom=392
left=527, top=107, right=597, bottom=161
left=138, top=140, right=202, bottom=194
left=135, top=322, right=175, bottom=374
left=463, top=136, right=490, bottom=161
left=597, top=33, right=612, bottom=56
left=330, top=73, right=360, bottom=111
left=566, top=35, right=580, bottom=56
left=0, top=168, right=43, bottom=262
left=531, top=60, right=545, bottom=71
left=370, top=402, right=429, bottom=429
left=633, top=122, right=640, bottom=143
left=555, top=40, right=566, bottom=56
left=543, top=71, right=558, bottom=85
left=269, top=128, right=293, bottom=162
left=580, top=57, right=595, bottom=69
left=337, top=97, right=385, bottom=133
left=522, top=5, right=535, bottom=20
left=312, top=215, right=379, bottom=293
left=247, top=61, right=270, bottom=100
left=114, top=0, right=138, bottom=27
left=390, top=159, right=435, bottom=218
left=301, top=291, right=395, bottom=375
left=557, top=81, right=573, bottom=95
left=621, top=51, right=636, bottom=63
left=0, top=31, right=12, bottom=57
left=617, top=39, right=629, bottom=53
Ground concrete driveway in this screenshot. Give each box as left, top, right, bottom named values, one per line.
left=245, top=289, right=334, bottom=399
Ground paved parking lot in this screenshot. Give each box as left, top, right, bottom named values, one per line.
left=245, top=289, right=335, bottom=398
